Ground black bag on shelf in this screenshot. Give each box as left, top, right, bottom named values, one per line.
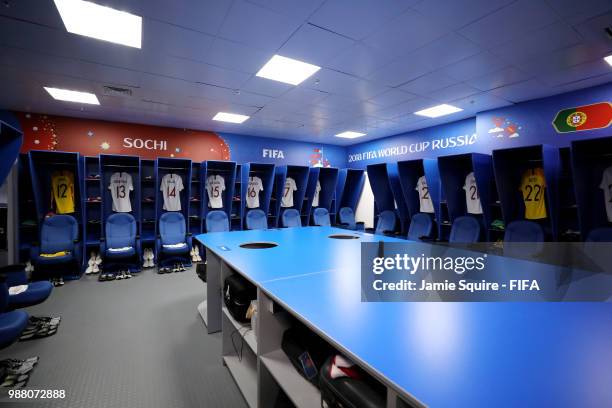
left=281, top=322, right=335, bottom=385
left=223, top=274, right=256, bottom=323
left=319, top=355, right=386, bottom=408
left=196, top=262, right=207, bottom=282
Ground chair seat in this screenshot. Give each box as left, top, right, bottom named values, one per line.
left=8, top=281, right=53, bottom=309
left=36, top=252, right=74, bottom=265
left=162, top=242, right=189, bottom=254
left=0, top=310, right=28, bottom=349
left=105, top=247, right=136, bottom=258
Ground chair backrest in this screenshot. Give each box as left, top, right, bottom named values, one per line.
left=375, top=210, right=396, bottom=235
left=449, top=216, right=481, bottom=243
left=281, top=209, right=301, bottom=228
left=407, top=213, right=434, bottom=241
left=246, top=209, right=267, bottom=230
left=159, top=212, right=186, bottom=245
left=105, top=213, right=137, bottom=248
left=585, top=228, right=612, bottom=242
left=504, top=220, right=544, bottom=258
left=338, top=207, right=356, bottom=229
left=206, top=210, right=229, bottom=233
left=40, top=215, right=78, bottom=253
left=312, top=207, right=331, bottom=226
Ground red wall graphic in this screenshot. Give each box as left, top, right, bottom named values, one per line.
left=16, top=112, right=230, bottom=161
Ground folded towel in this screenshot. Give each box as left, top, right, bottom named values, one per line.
left=163, top=243, right=187, bottom=249
left=108, top=246, right=132, bottom=252
left=9, top=285, right=29, bottom=296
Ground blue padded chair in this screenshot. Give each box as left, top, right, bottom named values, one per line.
left=0, top=279, right=28, bottom=350
left=312, top=208, right=331, bottom=226
left=246, top=209, right=267, bottom=230
left=281, top=209, right=301, bottom=228
left=0, top=264, right=53, bottom=309
left=206, top=210, right=229, bottom=232
left=101, top=213, right=141, bottom=269
left=407, top=213, right=435, bottom=241
left=585, top=228, right=612, bottom=242
left=30, top=215, right=81, bottom=269
left=449, top=216, right=481, bottom=243
left=504, top=220, right=544, bottom=258
left=338, top=207, right=364, bottom=231
left=156, top=212, right=192, bottom=267
left=375, top=210, right=396, bottom=235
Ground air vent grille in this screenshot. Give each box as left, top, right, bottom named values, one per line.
left=103, top=85, right=133, bottom=97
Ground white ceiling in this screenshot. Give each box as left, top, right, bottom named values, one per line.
left=0, top=0, right=610, bottom=145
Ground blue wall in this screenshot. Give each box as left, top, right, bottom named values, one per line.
left=347, top=83, right=612, bottom=169
left=221, top=132, right=347, bottom=168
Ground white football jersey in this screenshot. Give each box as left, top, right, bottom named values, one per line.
left=415, top=176, right=434, bottom=213
left=600, top=166, right=612, bottom=222
left=246, top=176, right=264, bottom=209
left=312, top=180, right=322, bottom=207
left=463, top=172, right=483, bottom=214
left=206, top=175, right=225, bottom=209
left=281, top=177, right=298, bottom=208
left=160, top=173, right=184, bottom=211
left=108, top=172, right=133, bottom=213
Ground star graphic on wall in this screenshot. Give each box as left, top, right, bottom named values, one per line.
left=87, top=130, right=94, bottom=137
left=170, top=154, right=175, bottom=158
left=100, top=141, right=110, bottom=150
left=32, top=126, right=38, bottom=131
left=34, top=139, right=40, bottom=145
left=175, top=147, right=180, bottom=153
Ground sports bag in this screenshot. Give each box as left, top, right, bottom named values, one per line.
left=281, top=322, right=335, bottom=385
left=223, top=274, right=256, bottom=323
left=320, top=355, right=386, bottom=408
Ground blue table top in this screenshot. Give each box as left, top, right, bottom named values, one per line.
left=195, top=227, right=406, bottom=284
left=261, top=267, right=612, bottom=408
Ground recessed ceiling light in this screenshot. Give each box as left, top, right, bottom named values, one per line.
left=44, top=87, right=100, bottom=105
left=256, top=55, right=321, bottom=86
left=54, top=0, right=142, bottom=48
left=335, top=131, right=366, bottom=139
left=212, top=112, right=250, bottom=124
left=414, top=104, right=463, bottom=118
left=604, top=54, right=612, bottom=67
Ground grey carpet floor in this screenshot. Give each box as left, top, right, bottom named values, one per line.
left=0, top=268, right=247, bottom=408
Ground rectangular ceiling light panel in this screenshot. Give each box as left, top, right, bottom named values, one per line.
left=44, top=87, right=100, bottom=104
left=54, top=0, right=142, bottom=48
left=256, top=55, right=321, bottom=85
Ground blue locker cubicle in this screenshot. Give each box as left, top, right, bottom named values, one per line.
left=201, top=161, right=236, bottom=232
left=437, top=153, right=495, bottom=241
left=303, top=167, right=339, bottom=225
left=273, top=165, right=309, bottom=228
left=335, top=168, right=365, bottom=224
left=82, top=156, right=102, bottom=266
left=189, top=162, right=203, bottom=236
left=366, top=163, right=409, bottom=234
left=140, top=159, right=157, bottom=248
left=492, top=145, right=561, bottom=240
left=241, top=163, right=275, bottom=230
left=571, top=136, right=612, bottom=240
left=17, top=154, right=37, bottom=263
left=28, top=150, right=84, bottom=275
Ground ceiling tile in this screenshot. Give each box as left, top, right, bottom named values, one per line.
left=399, top=72, right=459, bottom=95
left=246, top=0, right=325, bottom=19
left=278, top=23, right=355, bottom=67
left=491, top=21, right=582, bottom=63
left=459, top=0, right=559, bottom=48
left=367, top=89, right=418, bottom=108
left=452, top=92, right=513, bottom=113
left=429, top=83, right=482, bottom=102
left=278, top=86, right=330, bottom=105
left=363, top=9, right=449, bottom=59
left=546, top=0, right=612, bottom=25
left=488, top=79, right=552, bottom=103
left=407, top=33, right=482, bottom=71
left=218, top=0, right=301, bottom=51
left=512, top=42, right=612, bottom=75
left=372, top=97, right=436, bottom=120
left=537, top=60, right=612, bottom=87
left=240, top=76, right=293, bottom=97
left=412, top=0, right=516, bottom=30
left=305, top=69, right=385, bottom=100
left=466, top=67, right=531, bottom=91
left=308, top=0, right=415, bottom=40
left=437, top=51, right=509, bottom=81
left=204, top=38, right=274, bottom=74
left=325, top=42, right=394, bottom=78
left=142, top=19, right=214, bottom=62
left=366, top=56, right=431, bottom=87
